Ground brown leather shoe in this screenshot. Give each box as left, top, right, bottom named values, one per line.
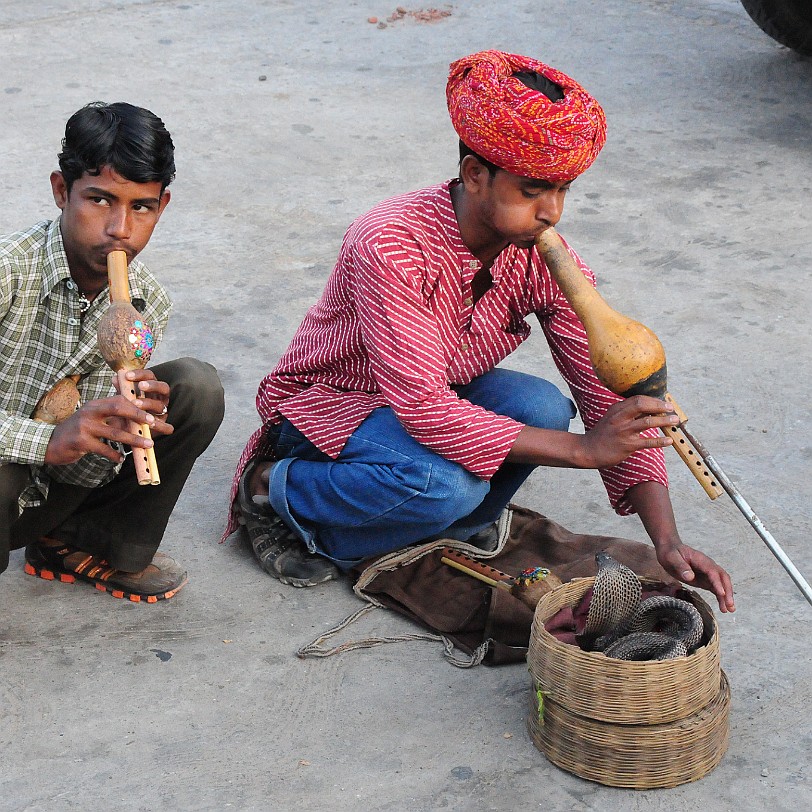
left=24, top=538, right=188, bottom=603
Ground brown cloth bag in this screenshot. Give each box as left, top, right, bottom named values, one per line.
left=348, top=505, right=676, bottom=666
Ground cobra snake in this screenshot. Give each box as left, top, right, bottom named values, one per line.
left=577, top=552, right=704, bottom=661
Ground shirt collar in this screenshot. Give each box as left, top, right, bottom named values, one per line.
left=440, top=180, right=485, bottom=280
left=40, top=217, right=72, bottom=303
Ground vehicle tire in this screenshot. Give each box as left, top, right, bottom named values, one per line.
left=739, top=0, right=812, bottom=55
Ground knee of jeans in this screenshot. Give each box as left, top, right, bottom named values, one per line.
left=419, top=461, right=489, bottom=527
left=511, top=380, right=576, bottom=432
left=164, top=358, right=225, bottom=434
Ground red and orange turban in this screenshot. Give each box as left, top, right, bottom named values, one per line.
left=446, top=50, right=607, bottom=182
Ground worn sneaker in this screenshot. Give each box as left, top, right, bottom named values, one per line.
left=24, top=538, right=188, bottom=602
left=237, top=460, right=339, bottom=588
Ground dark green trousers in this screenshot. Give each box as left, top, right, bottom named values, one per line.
left=0, top=357, right=224, bottom=573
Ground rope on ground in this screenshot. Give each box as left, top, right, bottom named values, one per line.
left=296, top=603, right=488, bottom=667
left=296, top=604, right=442, bottom=658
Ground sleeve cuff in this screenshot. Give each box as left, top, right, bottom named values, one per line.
left=0, top=416, right=56, bottom=465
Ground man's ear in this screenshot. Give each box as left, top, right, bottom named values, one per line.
left=155, top=189, right=171, bottom=221
left=459, top=155, right=491, bottom=194
left=50, top=171, right=68, bottom=209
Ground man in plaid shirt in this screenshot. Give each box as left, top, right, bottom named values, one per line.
left=0, top=102, right=224, bottom=602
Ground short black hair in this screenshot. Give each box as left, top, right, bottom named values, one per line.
left=58, top=102, right=176, bottom=193
left=458, top=140, right=501, bottom=176
left=457, top=70, right=565, bottom=176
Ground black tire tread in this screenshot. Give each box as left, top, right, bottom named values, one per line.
left=740, top=0, right=812, bottom=55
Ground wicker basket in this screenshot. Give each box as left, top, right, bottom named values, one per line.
left=527, top=577, right=721, bottom=725
left=527, top=672, right=730, bottom=789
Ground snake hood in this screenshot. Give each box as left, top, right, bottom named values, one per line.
left=579, top=552, right=642, bottom=647
left=578, top=552, right=705, bottom=661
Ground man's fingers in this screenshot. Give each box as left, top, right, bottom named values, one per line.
left=134, top=396, right=169, bottom=417
left=134, top=377, right=169, bottom=396
left=704, top=568, right=735, bottom=613
left=103, top=422, right=155, bottom=449
left=102, top=397, right=156, bottom=427
left=626, top=395, right=676, bottom=415
left=75, top=399, right=158, bottom=451
left=679, top=547, right=736, bottom=614
left=124, top=370, right=170, bottom=402
left=639, top=434, right=673, bottom=449
left=636, top=413, right=680, bottom=432
left=661, top=546, right=694, bottom=581
left=147, top=419, right=174, bottom=437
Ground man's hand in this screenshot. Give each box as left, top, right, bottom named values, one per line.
left=44, top=371, right=173, bottom=466
left=577, top=396, right=679, bottom=469
left=114, top=369, right=173, bottom=435
left=627, top=481, right=736, bottom=613
left=655, top=540, right=736, bottom=614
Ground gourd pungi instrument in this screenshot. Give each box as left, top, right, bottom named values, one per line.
left=536, top=228, right=811, bottom=606
left=96, top=250, right=160, bottom=485
left=31, top=375, right=81, bottom=424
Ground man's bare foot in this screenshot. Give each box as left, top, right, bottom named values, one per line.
left=248, top=460, right=274, bottom=500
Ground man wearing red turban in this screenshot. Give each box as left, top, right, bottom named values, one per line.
left=225, top=51, right=734, bottom=614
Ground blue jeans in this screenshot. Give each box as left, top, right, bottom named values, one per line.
left=267, top=368, right=576, bottom=569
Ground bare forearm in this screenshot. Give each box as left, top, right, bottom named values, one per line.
left=626, top=480, right=679, bottom=550
left=506, top=425, right=588, bottom=467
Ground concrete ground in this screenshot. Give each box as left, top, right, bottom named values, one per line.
left=1, top=1, right=810, bottom=809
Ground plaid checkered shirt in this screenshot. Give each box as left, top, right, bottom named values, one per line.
left=0, top=218, right=172, bottom=512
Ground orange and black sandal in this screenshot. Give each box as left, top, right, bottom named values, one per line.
left=24, top=538, right=188, bottom=603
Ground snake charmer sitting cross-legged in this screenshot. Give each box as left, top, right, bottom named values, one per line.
left=0, top=102, right=224, bottom=602
left=224, top=50, right=735, bottom=612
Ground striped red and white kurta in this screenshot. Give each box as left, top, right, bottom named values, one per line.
left=223, top=181, right=667, bottom=539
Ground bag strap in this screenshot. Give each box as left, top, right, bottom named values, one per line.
left=296, top=603, right=491, bottom=667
